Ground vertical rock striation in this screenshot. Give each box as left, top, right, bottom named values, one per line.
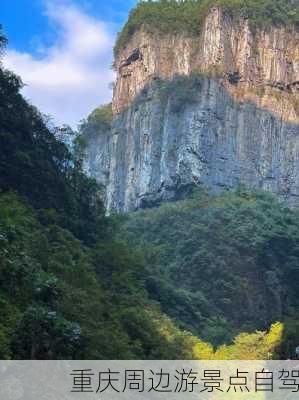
left=83, top=127, right=111, bottom=189
left=113, top=7, right=299, bottom=115
left=106, top=77, right=299, bottom=212
left=84, top=7, right=299, bottom=213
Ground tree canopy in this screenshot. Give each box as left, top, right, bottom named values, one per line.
left=120, top=189, right=299, bottom=355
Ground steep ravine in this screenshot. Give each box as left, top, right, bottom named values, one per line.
left=83, top=7, right=299, bottom=213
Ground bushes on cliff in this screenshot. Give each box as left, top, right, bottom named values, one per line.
left=115, top=0, right=299, bottom=56
left=79, top=103, right=113, bottom=138
left=114, top=0, right=210, bottom=55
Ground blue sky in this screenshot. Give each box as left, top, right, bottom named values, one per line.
left=1, top=0, right=137, bottom=127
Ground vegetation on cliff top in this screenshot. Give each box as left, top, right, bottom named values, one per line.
left=115, top=0, right=299, bottom=56
left=79, top=103, right=113, bottom=137
left=75, top=103, right=113, bottom=163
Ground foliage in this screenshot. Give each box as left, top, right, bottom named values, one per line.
left=3, top=192, right=282, bottom=360
left=79, top=103, right=113, bottom=138
left=276, top=318, right=299, bottom=359
left=0, top=62, right=105, bottom=245
left=121, top=189, right=299, bottom=351
left=0, top=192, right=200, bottom=359
left=115, top=0, right=299, bottom=56
left=214, top=322, right=283, bottom=360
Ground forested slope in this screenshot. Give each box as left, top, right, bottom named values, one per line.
left=120, top=189, right=299, bottom=357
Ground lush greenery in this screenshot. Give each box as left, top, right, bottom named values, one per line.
left=79, top=103, right=113, bottom=138
left=0, top=191, right=285, bottom=359
left=0, top=60, right=106, bottom=246
left=0, top=192, right=197, bottom=358
left=120, top=189, right=299, bottom=356
left=115, top=0, right=299, bottom=56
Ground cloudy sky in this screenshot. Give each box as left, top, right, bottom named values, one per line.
left=1, top=0, right=137, bottom=128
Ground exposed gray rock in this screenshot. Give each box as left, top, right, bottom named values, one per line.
left=99, top=77, right=299, bottom=212
left=83, top=5, right=299, bottom=213
left=83, top=127, right=111, bottom=189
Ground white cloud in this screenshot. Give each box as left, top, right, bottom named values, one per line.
left=3, top=1, right=116, bottom=128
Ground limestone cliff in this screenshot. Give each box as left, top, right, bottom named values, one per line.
left=113, top=7, right=299, bottom=116
left=83, top=6, right=299, bottom=213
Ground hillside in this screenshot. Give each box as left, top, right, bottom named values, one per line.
left=120, top=189, right=299, bottom=357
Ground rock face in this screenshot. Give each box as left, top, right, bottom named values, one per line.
left=106, top=77, right=299, bottom=212
left=84, top=7, right=299, bottom=213
left=83, top=127, right=111, bottom=189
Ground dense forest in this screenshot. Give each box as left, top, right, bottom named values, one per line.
left=0, top=21, right=298, bottom=360
left=120, top=189, right=299, bottom=358
left=115, top=0, right=299, bottom=55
